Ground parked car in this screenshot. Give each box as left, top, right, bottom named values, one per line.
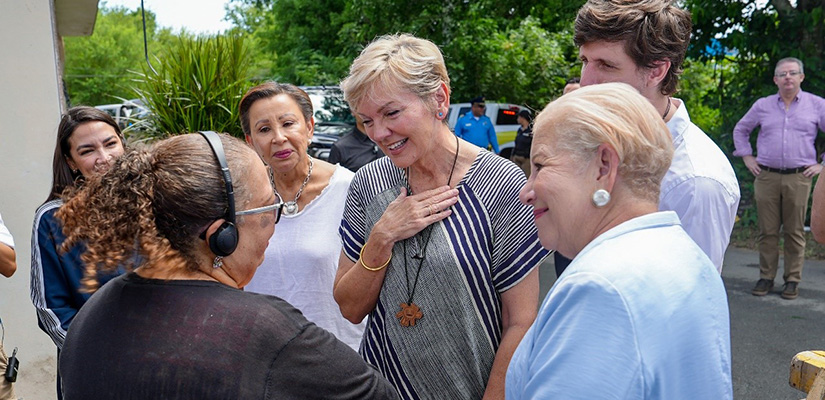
left=95, top=99, right=150, bottom=130
left=303, top=86, right=355, bottom=160
left=447, top=102, right=528, bottom=159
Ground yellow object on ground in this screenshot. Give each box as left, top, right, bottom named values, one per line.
left=790, top=350, right=825, bottom=400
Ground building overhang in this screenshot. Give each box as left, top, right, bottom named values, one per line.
left=54, top=0, right=100, bottom=36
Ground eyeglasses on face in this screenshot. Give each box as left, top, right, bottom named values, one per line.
left=237, top=163, right=285, bottom=223
left=775, top=71, right=802, bottom=78
left=475, top=103, right=486, bottom=108
left=236, top=200, right=284, bottom=224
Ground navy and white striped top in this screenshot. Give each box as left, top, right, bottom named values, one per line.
left=340, top=151, right=549, bottom=400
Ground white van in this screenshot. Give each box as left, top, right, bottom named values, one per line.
left=447, top=102, right=528, bottom=159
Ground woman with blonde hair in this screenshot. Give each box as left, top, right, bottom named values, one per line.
left=57, top=133, right=397, bottom=399
left=506, top=83, right=732, bottom=399
left=335, top=34, right=548, bottom=399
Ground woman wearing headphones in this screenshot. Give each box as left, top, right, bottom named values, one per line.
left=57, top=133, right=397, bottom=399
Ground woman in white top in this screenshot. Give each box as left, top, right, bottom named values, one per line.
left=239, top=82, right=366, bottom=349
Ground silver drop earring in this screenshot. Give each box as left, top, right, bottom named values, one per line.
left=212, top=256, right=223, bottom=269
left=592, top=189, right=610, bottom=207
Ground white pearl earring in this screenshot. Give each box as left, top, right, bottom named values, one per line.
left=592, top=189, right=610, bottom=207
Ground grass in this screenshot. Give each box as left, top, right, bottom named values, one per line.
left=729, top=224, right=825, bottom=260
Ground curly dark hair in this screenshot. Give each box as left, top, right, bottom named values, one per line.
left=574, top=0, right=692, bottom=96
left=57, top=133, right=256, bottom=292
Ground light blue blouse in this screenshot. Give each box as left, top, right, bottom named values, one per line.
left=506, top=211, right=732, bottom=400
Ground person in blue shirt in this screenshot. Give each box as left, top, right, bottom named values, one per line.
left=454, top=96, right=499, bottom=153
left=30, top=106, right=127, bottom=400
left=507, top=82, right=732, bottom=400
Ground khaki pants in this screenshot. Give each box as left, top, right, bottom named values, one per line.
left=755, top=170, right=812, bottom=283
left=0, top=341, right=15, bottom=400
left=511, top=155, right=530, bottom=178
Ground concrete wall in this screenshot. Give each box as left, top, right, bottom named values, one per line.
left=0, top=1, right=65, bottom=397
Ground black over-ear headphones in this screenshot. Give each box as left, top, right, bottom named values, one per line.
left=197, top=131, right=239, bottom=257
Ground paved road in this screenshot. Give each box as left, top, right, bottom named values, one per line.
left=539, top=246, right=825, bottom=400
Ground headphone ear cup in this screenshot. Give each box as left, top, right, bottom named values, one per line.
left=208, top=222, right=238, bottom=257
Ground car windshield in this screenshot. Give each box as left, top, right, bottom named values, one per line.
left=304, top=87, right=355, bottom=125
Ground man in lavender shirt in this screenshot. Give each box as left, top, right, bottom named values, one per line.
left=734, top=57, right=825, bottom=300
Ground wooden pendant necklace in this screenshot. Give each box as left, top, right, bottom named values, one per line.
left=396, top=135, right=460, bottom=327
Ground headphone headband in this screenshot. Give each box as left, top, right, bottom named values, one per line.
left=197, top=131, right=236, bottom=224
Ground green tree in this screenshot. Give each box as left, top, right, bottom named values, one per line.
left=686, top=0, right=825, bottom=224
left=63, top=5, right=173, bottom=106
left=227, top=0, right=582, bottom=107
left=456, top=18, right=578, bottom=109
left=227, top=0, right=352, bottom=84
left=687, top=0, right=825, bottom=135
left=336, top=0, right=582, bottom=103
left=679, top=58, right=723, bottom=137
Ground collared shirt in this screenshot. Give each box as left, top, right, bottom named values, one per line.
left=733, top=90, right=825, bottom=168
left=455, top=114, right=499, bottom=153
left=506, top=212, right=732, bottom=399
left=662, top=100, right=740, bottom=272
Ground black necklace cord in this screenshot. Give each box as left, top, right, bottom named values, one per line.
left=402, top=135, right=460, bottom=304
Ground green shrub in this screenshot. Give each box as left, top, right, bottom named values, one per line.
left=132, top=34, right=252, bottom=139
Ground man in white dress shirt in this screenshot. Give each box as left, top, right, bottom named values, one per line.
left=573, top=0, right=740, bottom=273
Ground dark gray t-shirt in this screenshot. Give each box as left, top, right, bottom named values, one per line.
left=59, top=272, right=398, bottom=400
left=328, top=126, right=384, bottom=172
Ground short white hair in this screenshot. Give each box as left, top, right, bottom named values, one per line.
left=533, top=82, right=674, bottom=203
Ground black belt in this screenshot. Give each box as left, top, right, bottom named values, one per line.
left=759, top=164, right=806, bottom=174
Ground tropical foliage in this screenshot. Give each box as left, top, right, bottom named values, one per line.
left=132, top=34, right=253, bottom=138
left=226, top=0, right=585, bottom=106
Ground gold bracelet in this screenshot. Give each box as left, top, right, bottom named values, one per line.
left=359, top=244, right=392, bottom=272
